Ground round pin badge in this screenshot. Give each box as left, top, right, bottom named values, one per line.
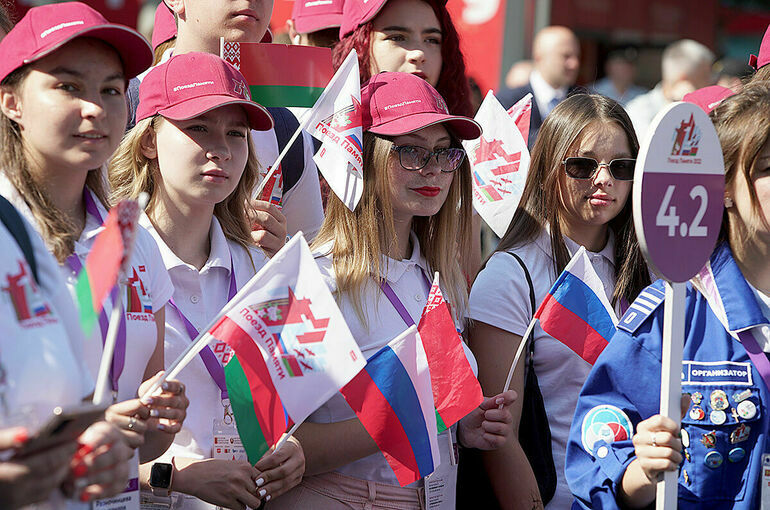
left=691, top=392, right=703, bottom=405
left=728, top=447, right=746, bottom=463
left=681, top=428, right=690, bottom=448
left=710, top=410, right=727, bottom=425
left=737, top=400, right=757, bottom=420
left=705, top=450, right=724, bottom=468
left=710, top=390, right=729, bottom=411
left=689, top=406, right=706, bottom=421
left=701, top=431, right=717, bottom=448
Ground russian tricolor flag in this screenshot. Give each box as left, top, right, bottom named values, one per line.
left=534, top=246, right=618, bottom=365
left=340, top=325, right=440, bottom=486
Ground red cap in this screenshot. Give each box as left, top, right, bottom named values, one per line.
left=340, top=0, right=447, bottom=39
left=750, top=24, right=770, bottom=70
left=136, top=52, right=273, bottom=131
left=151, top=2, right=176, bottom=51
left=362, top=72, right=481, bottom=139
left=683, top=85, right=735, bottom=114
left=292, top=0, right=344, bottom=34
left=0, top=1, right=152, bottom=83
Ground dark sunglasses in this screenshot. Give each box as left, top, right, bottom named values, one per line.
left=562, top=157, right=636, bottom=181
left=391, top=145, right=467, bottom=173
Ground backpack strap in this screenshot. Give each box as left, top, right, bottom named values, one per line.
left=0, top=196, right=38, bottom=284
left=266, top=107, right=304, bottom=193
left=506, top=252, right=537, bottom=361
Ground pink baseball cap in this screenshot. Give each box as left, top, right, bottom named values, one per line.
left=136, top=52, right=273, bottom=131
left=0, top=1, right=152, bottom=83
left=292, top=0, right=344, bottom=34
left=683, top=85, right=735, bottom=114
left=362, top=72, right=481, bottom=139
left=340, top=0, right=448, bottom=38
left=750, top=24, right=770, bottom=70
left=151, top=2, right=176, bottom=51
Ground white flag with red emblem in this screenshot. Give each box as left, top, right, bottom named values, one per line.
left=305, top=50, right=364, bottom=211
left=464, top=91, right=530, bottom=238
left=507, top=92, right=533, bottom=146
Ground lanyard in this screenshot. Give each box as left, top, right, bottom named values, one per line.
left=379, top=268, right=431, bottom=327
left=166, top=254, right=237, bottom=401
left=67, top=189, right=126, bottom=397
left=694, top=264, right=770, bottom=393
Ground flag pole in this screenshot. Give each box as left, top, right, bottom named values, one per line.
left=92, top=285, right=123, bottom=405
left=141, top=234, right=306, bottom=403
left=499, top=317, right=537, bottom=409
left=274, top=421, right=302, bottom=452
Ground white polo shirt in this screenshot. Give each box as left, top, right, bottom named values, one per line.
left=307, top=233, right=477, bottom=486
left=0, top=177, right=173, bottom=402
left=141, top=214, right=269, bottom=509
left=468, top=227, right=617, bottom=510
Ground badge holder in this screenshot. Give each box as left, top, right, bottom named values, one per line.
left=424, top=429, right=458, bottom=510
left=212, top=399, right=247, bottom=461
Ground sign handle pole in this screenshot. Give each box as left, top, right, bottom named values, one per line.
left=656, top=281, right=686, bottom=510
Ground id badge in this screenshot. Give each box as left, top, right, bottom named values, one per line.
left=212, top=418, right=247, bottom=461
left=761, top=453, right=770, bottom=510
left=92, top=452, right=139, bottom=509
left=424, top=431, right=458, bottom=510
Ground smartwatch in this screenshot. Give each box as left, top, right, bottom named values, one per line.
left=149, top=462, right=174, bottom=497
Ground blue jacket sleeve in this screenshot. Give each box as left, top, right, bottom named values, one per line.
left=566, top=316, right=666, bottom=509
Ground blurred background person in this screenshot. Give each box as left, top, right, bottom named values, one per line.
left=497, top=26, right=580, bottom=147
left=626, top=39, right=714, bottom=141
left=590, top=48, right=646, bottom=106
left=714, top=56, right=752, bottom=92
left=286, top=0, right=342, bottom=49
left=149, top=1, right=176, bottom=65
left=504, top=59, right=533, bottom=90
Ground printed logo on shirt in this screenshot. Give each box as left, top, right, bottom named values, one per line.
left=681, top=361, right=752, bottom=386
left=1, top=259, right=56, bottom=328
left=125, top=266, right=154, bottom=321
left=248, top=287, right=329, bottom=378
left=581, top=404, right=633, bottom=456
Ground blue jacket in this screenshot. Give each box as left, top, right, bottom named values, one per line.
left=565, top=243, right=770, bottom=509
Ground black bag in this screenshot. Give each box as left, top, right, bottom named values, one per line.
left=457, top=252, right=556, bottom=507
left=0, top=195, right=38, bottom=283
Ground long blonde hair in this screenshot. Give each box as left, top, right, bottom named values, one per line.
left=0, top=66, right=110, bottom=263
left=109, top=115, right=262, bottom=259
left=312, top=131, right=472, bottom=322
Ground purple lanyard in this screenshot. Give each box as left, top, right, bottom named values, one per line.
left=67, top=190, right=126, bottom=396
left=166, top=255, right=237, bottom=400
left=378, top=269, right=432, bottom=327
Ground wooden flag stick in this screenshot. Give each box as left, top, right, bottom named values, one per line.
left=274, top=421, right=302, bottom=452
left=656, top=281, right=686, bottom=510
left=499, top=317, right=537, bottom=409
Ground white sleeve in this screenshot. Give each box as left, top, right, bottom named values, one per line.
left=468, top=251, right=533, bottom=337
left=281, top=130, right=324, bottom=241
left=135, top=226, right=174, bottom=312
left=29, top=218, right=94, bottom=397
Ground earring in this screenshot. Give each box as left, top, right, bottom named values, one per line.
left=724, top=196, right=734, bottom=208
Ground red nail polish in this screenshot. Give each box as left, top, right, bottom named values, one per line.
left=77, top=444, right=94, bottom=457
left=13, top=428, right=28, bottom=445
left=72, top=463, right=88, bottom=478
left=79, top=491, right=91, bottom=502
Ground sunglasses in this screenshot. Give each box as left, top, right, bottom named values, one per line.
left=391, top=145, right=467, bottom=173
left=562, top=157, right=636, bottom=181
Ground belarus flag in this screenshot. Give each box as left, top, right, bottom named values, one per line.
left=341, top=326, right=440, bottom=486
left=534, top=246, right=618, bottom=365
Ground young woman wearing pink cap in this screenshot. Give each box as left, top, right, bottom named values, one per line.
left=266, top=71, right=514, bottom=510
left=0, top=1, right=188, bottom=505
left=111, top=51, right=306, bottom=509
left=468, top=94, right=651, bottom=509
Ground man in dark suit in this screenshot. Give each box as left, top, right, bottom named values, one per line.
left=498, top=26, right=580, bottom=147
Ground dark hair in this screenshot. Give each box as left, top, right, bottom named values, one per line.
left=305, top=27, right=339, bottom=49
left=494, top=94, right=650, bottom=305
left=0, top=1, right=14, bottom=35
left=711, top=81, right=770, bottom=242
left=332, top=0, right=473, bottom=117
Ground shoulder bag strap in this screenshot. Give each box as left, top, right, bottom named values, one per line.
left=0, top=196, right=38, bottom=283
left=506, top=252, right=536, bottom=362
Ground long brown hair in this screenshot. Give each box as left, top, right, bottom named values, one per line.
left=711, top=81, right=770, bottom=242
left=109, top=115, right=262, bottom=261
left=0, top=66, right=110, bottom=263
left=312, top=130, right=472, bottom=322
left=494, top=93, right=650, bottom=305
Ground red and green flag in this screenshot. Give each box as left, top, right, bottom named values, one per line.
left=417, top=273, right=484, bottom=433
left=220, top=41, right=334, bottom=108
left=73, top=199, right=140, bottom=336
